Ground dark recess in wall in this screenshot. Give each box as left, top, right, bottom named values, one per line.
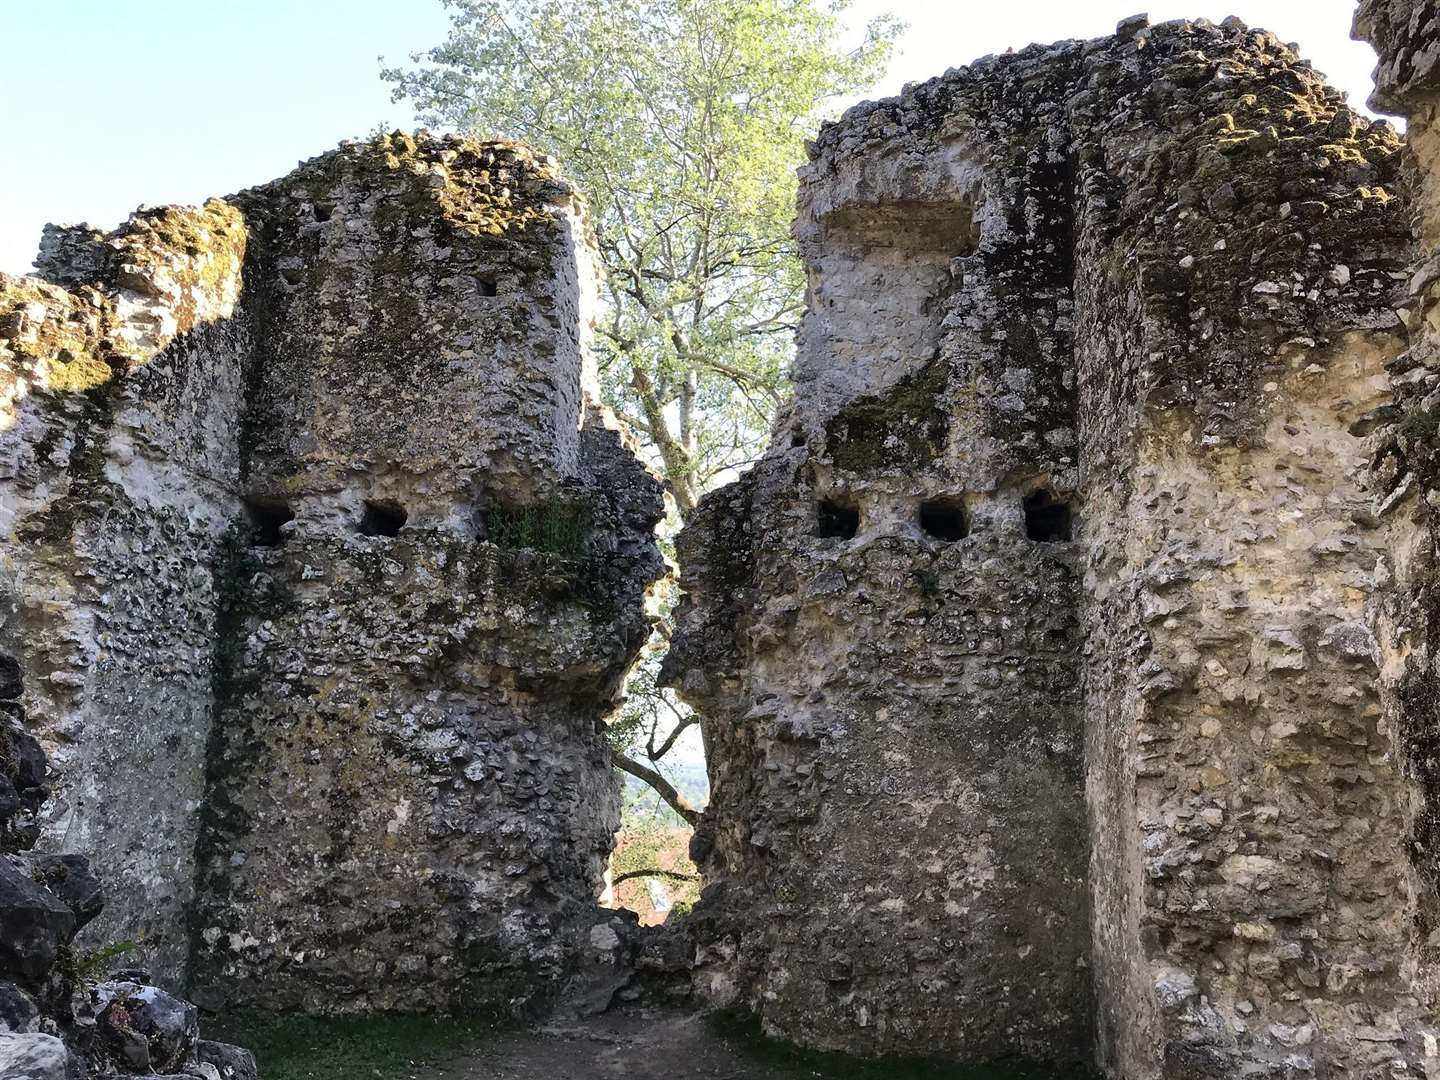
left=817, top=499, right=859, bottom=539
left=919, top=496, right=970, bottom=541
left=244, top=497, right=295, bottom=547
left=1024, top=489, right=1073, bottom=543
left=361, top=500, right=408, bottom=537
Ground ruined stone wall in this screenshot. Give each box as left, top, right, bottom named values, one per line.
left=192, top=136, right=664, bottom=1012
left=1353, top=0, right=1440, bottom=1073
left=0, top=206, right=249, bottom=982
left=0, top=134, right=664, bottom=1007
left=669, top=18, right=1431, bottom=1075
left=669, top=57, right=1094, bottom=1061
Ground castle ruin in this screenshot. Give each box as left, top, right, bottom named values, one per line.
left=3, top=5, right=1440, bottom=1079
left=0, top=134, right=664, bottom=1016
left=667, top=14, right=1440, bottom=1077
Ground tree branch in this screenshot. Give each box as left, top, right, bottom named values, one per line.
left=612, top=868, right=699, bottom=886
left=613, top=750, right=701, bottom=827
left=647, top=714, right=698, bottom=762
left=630, top=365, right=697, bottom=512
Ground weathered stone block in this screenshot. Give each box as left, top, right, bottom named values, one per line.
left=193, top=1039, right=257, bottom=1080
left=0, top=859, right=75, bottom=983
left=0, top=1032, right=69, bottom=1080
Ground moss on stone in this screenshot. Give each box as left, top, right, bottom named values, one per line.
left=826, top=361, right=950, bottom=472
left=204, top=1010, right=506, bottom=1080
left=0, top=277, right=116, bottom=389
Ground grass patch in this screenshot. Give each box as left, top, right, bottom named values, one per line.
left=610, top=824, right=700, bottom=921
left=706, top=1010, right=1103, bottom=1080
left=203, top=1011, right=508, bottom=1080
left=485, top=501, right=590, bottom=558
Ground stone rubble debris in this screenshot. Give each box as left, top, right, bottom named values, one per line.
left=0, top=650, right=256, bottom=1078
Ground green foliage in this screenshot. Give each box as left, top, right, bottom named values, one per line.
left=604, top=636, right=668, bottom=758
left=707, top=1010, right=1105, bottom=1079
left=620, top=765, right=709, bottom=829
left=611, top=823, right=701, bottom=913
left=912, top=565, right=941, bottom=599
left=1402, top=404, right=1440, bottom=446
left=383, top=0, right=900, bottom=512
left=56, top=939, right=137, bottom=983
left=0, top=725, right=16, bottom=780
left=485, top=502, right=590, bottom=557
left=605, top=590, right=698, bottom=774
left=203, top=1011, right=505, bottom=1080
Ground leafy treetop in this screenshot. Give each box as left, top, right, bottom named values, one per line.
left=384, top=0, right=899, bottom=514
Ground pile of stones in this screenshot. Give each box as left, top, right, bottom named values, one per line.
left=0, top=652, right=257, bottom=1080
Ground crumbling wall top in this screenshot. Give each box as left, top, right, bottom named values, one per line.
left=1354, top=0, right=1440, bottom=112
left=788, top=17, right=1409, bottom=459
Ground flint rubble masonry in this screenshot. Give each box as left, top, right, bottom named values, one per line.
left=5, top=11, right=1440, bottom=1080
left=666, top=15, right=1438, bottom=1077
left=0, top=132, right=665, bottom=1011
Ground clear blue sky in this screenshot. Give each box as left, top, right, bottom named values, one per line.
left=0, top=0, right=1385, bottom=275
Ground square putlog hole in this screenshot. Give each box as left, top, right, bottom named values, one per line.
left=244, top=497, right=295, bottom=547
left=817, top=499, right=860, bottom=540
left=1024, top=489, right=1074, bottom=543
left=360, top=500, right=408, bottom=537
left=919, top=496, right=970, bottom=541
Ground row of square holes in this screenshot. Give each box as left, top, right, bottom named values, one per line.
left=244, top=498, right=408, bottom=546
left=248, top=490, right=1073, bottom=548
left=818, top=490, right=1074, bottom=543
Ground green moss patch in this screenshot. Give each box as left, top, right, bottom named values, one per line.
left=707, top=1010, right=1103, bottom=1079
left=825, top=362, right=949, bottom=472
left=204, top=1010, right=507, bottom=1080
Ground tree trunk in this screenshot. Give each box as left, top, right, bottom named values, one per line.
left=629, top=366, right=697, bottom=514
left=679, top=366, right=698, bottom=455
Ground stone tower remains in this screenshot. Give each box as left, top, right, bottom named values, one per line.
left=667, top=17, right=1436, bottom=1077
left=0, top=133, right=664, bottom=1011
left=7, top=11, right=1440, bottom=1080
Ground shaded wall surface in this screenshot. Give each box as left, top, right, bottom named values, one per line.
left=1354, top=1, right=1440, bottom=1075
left=667, top=17, right=1437, bottom=1076
left=0, top=133, right=664, bottom=1011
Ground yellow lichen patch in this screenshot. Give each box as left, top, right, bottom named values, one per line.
left=105, top=199, right=249, bottom=344
left=364, top=130, right=556, bottom=242
left=39, top=351, right=113, bottom=393
left=0, top=276, right=115, bottom=392
left=118, top=199, right=247, bottom=268
left=1319, top=143, right=1372, bottom=166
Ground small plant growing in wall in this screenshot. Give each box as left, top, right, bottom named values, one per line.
left=56, top=939, right=138, bottom=983
left=0, top=725, right=17, bottom=779
left=484, top=501, right=591, bottom=558
left=912, top=565, right=942, bottom=599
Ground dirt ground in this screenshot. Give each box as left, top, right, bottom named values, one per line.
left=432, top=1007, right=1096, bottom=1080
left=440, top=1009, right=800, bottom=1079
